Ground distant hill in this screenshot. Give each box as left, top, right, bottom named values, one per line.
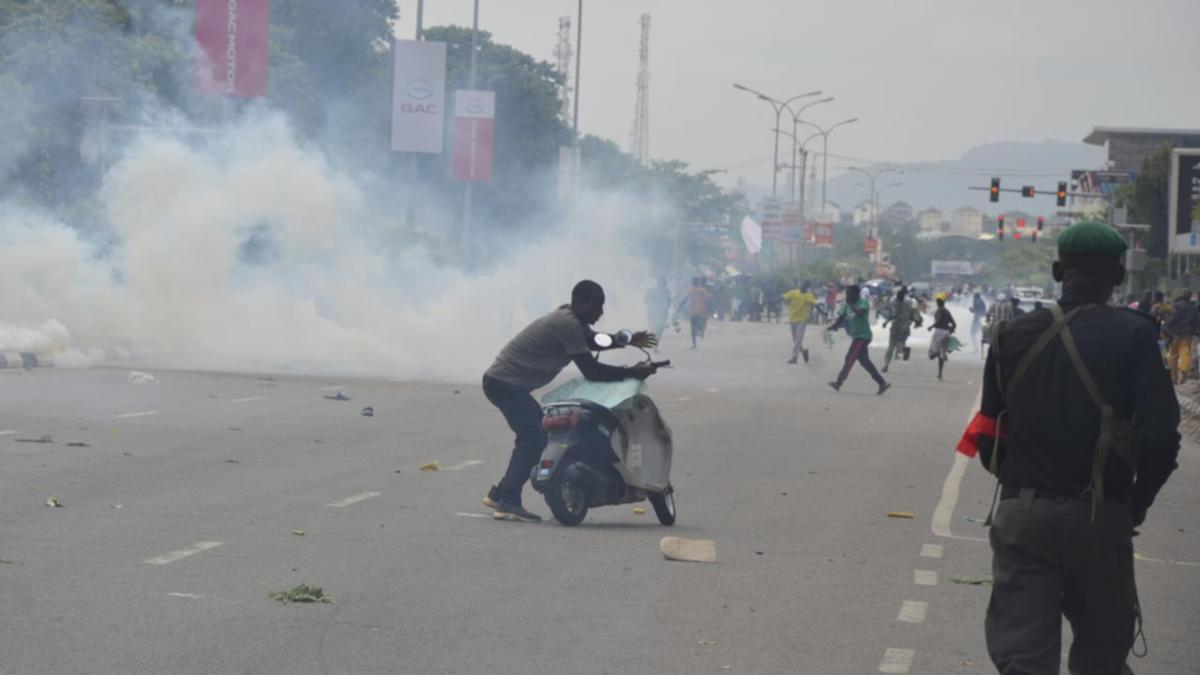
left=745, top=140, right=1106, bottom=219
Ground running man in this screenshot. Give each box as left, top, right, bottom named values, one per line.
left=686, top=277, right=711, bottom=349
left=783, top=280, right=818, bottom=364
left=927, top=294, right=958, bottom=381
left=969, top=291, right=987, bottom=352
left=825, top=284, right=891, bottom=395
left=882, top=286, right=922, bottom=372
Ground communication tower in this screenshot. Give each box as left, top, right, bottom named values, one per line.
left=630, top=13, right=651, bottom=165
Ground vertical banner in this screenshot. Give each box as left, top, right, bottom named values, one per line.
left=814, top=222, right=833, bottom=246
left=452, top=90, right=495, bottom=181
left=195, top=0, right=270, bottom=97
left=391, top=40, right=447, bottom=153
left=1169, top=150, right=1200, bottom=254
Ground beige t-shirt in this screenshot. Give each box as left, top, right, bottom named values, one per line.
left=485, top=306, right=592, bottom=390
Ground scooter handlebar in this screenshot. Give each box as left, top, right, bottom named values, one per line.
left=651, top=360, right=671, bottom=369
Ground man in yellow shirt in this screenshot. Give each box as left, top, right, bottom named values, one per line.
left=783, top=280, right=818, bottom=364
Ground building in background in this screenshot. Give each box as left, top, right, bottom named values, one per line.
left=917, top=207, right=944, bottom=233
left=1083, top=127, right=1200, bottom=172
left=853, top=200, right=879, bottom=226
left=883, top=201, right=913, bottom=226
left=949, top=206, right=984, bottom=238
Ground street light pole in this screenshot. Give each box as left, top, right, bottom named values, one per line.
left=573, top=0, right=583, bottom=140
left=462, top=0, right=481, bottom=266
left=788, top=97, right=833, bottom=201
left=732, top=84, right=821, bottom=197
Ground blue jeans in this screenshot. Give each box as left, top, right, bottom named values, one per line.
left=482, top=376, right=547, bottom=504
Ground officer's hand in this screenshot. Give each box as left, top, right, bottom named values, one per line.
left=629, top=362, right=656, bottom=380
left=1132, top=505, right=1147, bottom=528
left=631, top=331, right=657, bottom=349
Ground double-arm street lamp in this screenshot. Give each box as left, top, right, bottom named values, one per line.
left=732, top=84, right=822, bottom=197
left=797, top=117, right=859, bottom=211
left=771, top=128, right=826, bottom=217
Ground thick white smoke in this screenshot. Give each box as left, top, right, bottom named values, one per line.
left=0, top=113, right=663, bottom=382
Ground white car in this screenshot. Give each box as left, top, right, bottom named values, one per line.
left=1014, top=287, right=1045, bottom=301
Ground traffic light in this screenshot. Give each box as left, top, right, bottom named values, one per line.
left=1056, top=181, right=1067, bottom=207
left=997, top=214, right=1005, bottom=240
left=1034, top=215, right=1044, bottom=242
left=990, top=177, right=1001, bottom=203
left=1021, top=185, right=1036, bottom=198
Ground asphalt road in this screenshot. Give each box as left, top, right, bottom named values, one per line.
left=1, top=319, right=1196, bottom=674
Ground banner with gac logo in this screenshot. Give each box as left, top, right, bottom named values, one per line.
left=452, top=90, right=495, bottom=181
left=391, top=40, right=447, bottom=153
left=195, top=0, right=270, bottom=97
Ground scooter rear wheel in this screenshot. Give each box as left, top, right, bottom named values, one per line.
left=545, top=463, right=589, bottom=526
left=648, top=490, right=676, bottom=526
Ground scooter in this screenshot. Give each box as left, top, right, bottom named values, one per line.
left=529, top=331, right=676, bottom=526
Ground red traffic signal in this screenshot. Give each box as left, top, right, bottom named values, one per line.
left=990, top=177, right=1001, bottom=203
left=1017, top=217, right=1027, bottom=228
left=1037, top=215, right=1045, bottom=231
left=1021, top=185, right=1036, bottom=198
left=1056, top=181, right=1067, bottom=207
left=997, top=214, right=1005, bottom=240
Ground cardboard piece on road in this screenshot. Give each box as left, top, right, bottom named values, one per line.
left=419, top=461, right=440, bottom=472
left=660, top=536, right=716, bottom=563
left=887, top=511, right=915, bottom=519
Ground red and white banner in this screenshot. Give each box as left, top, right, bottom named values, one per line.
left=452, top=90, right=495, bottom=182
left=195, top=0, right=270, bottom=98
left=391, top=40, right=447, bottom=153
left=814, top=222, right=833, bottom=246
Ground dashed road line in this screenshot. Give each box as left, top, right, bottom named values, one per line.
left=230, top=396, right=265, bottom=403
left=919, top=543, right=944, bottom=559
left=115, top=410, right=159, bottom=419
left=896, top=601, right=928, bottom=624
left=454, top=512, right=490, bottom=519
left=444, top=460, right=485, bottom=471
left=166, top=592, right=207, bottom=599
left=705, top=387, right=720, bottom=393
left=144, top=541, right=222, bottom=565
left=676, top=396, right=692, bottom=402
left=931, top=389, right=987, bottom=542
left=914, top=569, right=938, bottom=586
left=325, top=491, right=381, bottom=508
left=878, top=648, right=915, bottom=673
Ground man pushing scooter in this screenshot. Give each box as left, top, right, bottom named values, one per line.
left=482, top=280, right=658, bottom=522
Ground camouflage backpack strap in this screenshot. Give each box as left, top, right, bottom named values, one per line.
left=1004, top=303, right=1091, bottom=401
left=1055, top=306, right=1113, bottom=521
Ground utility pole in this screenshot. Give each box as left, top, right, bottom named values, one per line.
left=630, top=14, right=651, bottom=165
left=554, top=16, right=573, bottom=125
left=462, top=0, right=480, bottom=267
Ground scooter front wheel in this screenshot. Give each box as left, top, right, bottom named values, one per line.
left=545, top=464, right=589, bottom=526
left=648, top=490, right=676, bottom=526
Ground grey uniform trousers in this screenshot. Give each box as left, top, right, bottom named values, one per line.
left=986, top=487, right=1137, bottom=675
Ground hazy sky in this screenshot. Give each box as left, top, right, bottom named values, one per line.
left=397, top=0, right=1200, bottom=187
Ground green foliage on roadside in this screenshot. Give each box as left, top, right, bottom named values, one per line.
left=1129, top=142, right=1173, bottom=258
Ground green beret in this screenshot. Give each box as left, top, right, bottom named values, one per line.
left=1057, top=220, right=1128, bottom=257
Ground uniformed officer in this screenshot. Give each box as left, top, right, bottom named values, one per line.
left=956, top=221, right=1180, bottom=674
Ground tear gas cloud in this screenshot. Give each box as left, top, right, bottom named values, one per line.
left=0, top=10, right=673, bottom=382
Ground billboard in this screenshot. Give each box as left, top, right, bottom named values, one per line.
left=391, top=40, right=447, bottom=153
left=196, top=0, right=270, bottom=97
left=1070, top=170, right=1136, bottom=198
left=1168, top=150, right=1200, bottom=254
left=451, top=90, right=495, bottom=181
left=931, top=260, right=977, bottom=276
left=813, top=222, right=833, bottom=246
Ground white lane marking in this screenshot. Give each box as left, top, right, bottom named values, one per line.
left=444, top=460, right=485, bottom=471
left=920, top=543, right=944, bottom=559
left=878, top=648, right=915, bottom=673
left=705, top=387, right=720, bottom=393
left=455, top=512, right=490, bottom=519
left=914, top=569, right=938, bottom=586
left=115, top=410, right=159, bottom=419
left=931, top=389, right=987, bottom=542
left=0, top=430, right=17, bottom=436
left=1134, top=552, right=1200, bottom=568
left=167, top=592, right=207, bottom=599
left=230, top=396, right=264, bottom=403
left=896, top=601, right=928, bottom=624
left=677, top=396, right=692, bottom=402
left=144, top=541, right=222, bottom=565
left=325, top=491, right=381, bottom=508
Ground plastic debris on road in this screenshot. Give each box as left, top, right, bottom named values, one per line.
left=323, top=391, right=351, bottom=401
left=268, top=584, right=332, bottom=604
left=661, top=536, right=716, bottom=563
left=697, top=639, right=718, bottom=646
left=15, top=435, right=53, bottom=443
left=361, top=406, right=374, bottom=417
left=66, top=442, right=90, bottom=447
left=127, top=371, right=156, bottom=384
left=950, top=576, right=993, bottom=586
left=45, top=497, right=63, bottom=507
left=633, top=506, right=646, bottom=515
left=419, top=461, right=440, bottom=472
left=887, top=511, right=915, bottom=519
left=291, top=530, right=306, bottom=536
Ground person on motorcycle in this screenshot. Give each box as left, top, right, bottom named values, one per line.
left=481, top=280, right=657, bottom=522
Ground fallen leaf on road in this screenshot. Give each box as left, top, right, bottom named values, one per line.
left=661, top=536, right=716, bottom=563
left=633, top=506, right=646, bottom=515
left=45, top=497, right=63, bottom=507
left=15, top=435, right=53, bottom=444
left=291, top=530, right=306, bottom=536
left=887, top=511, right=915, bottom=519
left=949, top=576, right=993, bottom=586
left=419, top=461, right=440, bottom=472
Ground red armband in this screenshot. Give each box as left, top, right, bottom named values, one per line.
left=956, top=412, right=1002, bottom=458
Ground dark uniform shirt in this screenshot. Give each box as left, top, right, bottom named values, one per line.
left=968, top=296, right=1180, bottom=514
